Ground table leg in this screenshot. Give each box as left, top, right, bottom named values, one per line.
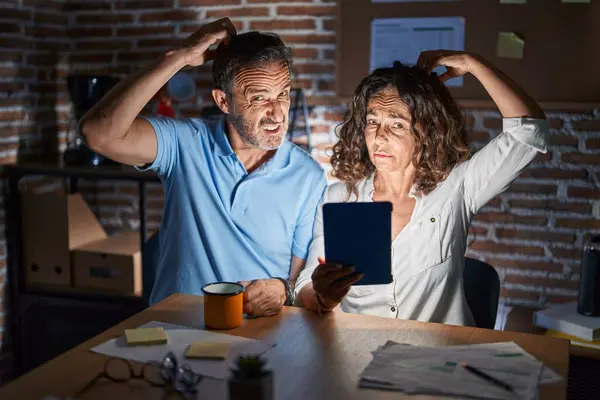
left=69, top=177, right=78, bottom=194
left=138, top=181, right=149, bottom=304
left=138, top=181, right=146, bottom=254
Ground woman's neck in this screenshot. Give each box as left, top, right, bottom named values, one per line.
left=373, top=168, right=416, bottom=198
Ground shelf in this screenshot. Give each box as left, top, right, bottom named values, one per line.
left=22, top=284, right=145, bottom=305
left=1, top=162, right=160, bottom=182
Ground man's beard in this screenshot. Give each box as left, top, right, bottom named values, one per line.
left=230, top=112, right=286, bottom=151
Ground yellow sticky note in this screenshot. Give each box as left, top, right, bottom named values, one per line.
left=185, top=342, right=232, bottom=359
left=500, top=0, right=527, bottom=3
left=124, top=327, right=168, bottom=346
left=496, top=32, right=525, bottom=59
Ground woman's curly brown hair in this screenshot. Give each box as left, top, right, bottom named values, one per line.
left=331, top=61, right=471, bottom=198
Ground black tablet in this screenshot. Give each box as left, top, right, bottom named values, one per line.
left=323, top=202, right=393, bottom=286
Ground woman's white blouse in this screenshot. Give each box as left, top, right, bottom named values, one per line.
left=295, top=118, right=549, bottom=326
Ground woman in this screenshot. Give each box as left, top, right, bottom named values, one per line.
left=294, top=50, right=548, bottom=326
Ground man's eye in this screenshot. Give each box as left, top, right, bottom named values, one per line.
left=253, top=96, right=264, bottom=102
left=279, top=90, right=289, bottom=97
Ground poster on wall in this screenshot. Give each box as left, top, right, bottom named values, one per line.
left=370, top=17, right=465, bottom=87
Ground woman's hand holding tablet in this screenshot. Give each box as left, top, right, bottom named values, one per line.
left=311, top=257, right=364, bottom=311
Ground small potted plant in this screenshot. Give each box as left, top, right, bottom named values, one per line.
left=228, top=354, right=273, bottom=400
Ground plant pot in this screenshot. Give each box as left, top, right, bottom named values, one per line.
left=228, top=371, right=274, bottom=400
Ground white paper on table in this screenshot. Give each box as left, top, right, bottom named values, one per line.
left=358, top=341, right=560, bottom=400
left=361, top=355, right=540, bottom=399
left=455, top=342, right=563, bottom=385
left=90, top=321, right=275, bottom=380
left=370, top=17, right=465, bottom=87
left=371, top=340, right=561, bottom=384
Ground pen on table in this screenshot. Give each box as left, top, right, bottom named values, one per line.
left=459, top=362, right=514, bottom=393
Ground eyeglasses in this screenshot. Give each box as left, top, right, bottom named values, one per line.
left=76, top=352, right=202, bottom=399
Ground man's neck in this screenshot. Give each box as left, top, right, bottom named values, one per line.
left=226, top=119, right=276, bottom=174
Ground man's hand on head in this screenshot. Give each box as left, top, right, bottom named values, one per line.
left=178, top=17, right=237, bottom=67
left=238, top=279, right=287, bottom=318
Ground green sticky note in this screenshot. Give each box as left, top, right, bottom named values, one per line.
left=185, top=341, right=232, bottom=359
left=497, top=32, right=525, bottom=59
left=500, top=0, right=527, bottom=3
left=562, top=0, right=590, bottom=3
left=124, top=327, right=168, bottom=346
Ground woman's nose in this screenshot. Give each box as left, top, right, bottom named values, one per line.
left=375, top=125, right=390, bottom=141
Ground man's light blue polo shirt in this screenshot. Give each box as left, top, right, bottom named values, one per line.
left=141, top=116, right=327, bottom=305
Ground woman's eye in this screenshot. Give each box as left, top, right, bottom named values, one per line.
left=367, top=119, right=378, bottom=126
left=392, top=122, right=403, bottom=129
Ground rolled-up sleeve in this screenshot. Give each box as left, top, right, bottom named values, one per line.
left=135, top=116, right=198, bottom=179
left=462, top=117, right=549, bottom=213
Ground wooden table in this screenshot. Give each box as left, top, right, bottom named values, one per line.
left=0, top=294, right=570, bottom=400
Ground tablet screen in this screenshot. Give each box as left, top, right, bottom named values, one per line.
left=323, top=202, right=393, bottom=286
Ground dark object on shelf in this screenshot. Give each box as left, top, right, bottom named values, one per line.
left=578, top=235, right=600, bottom=316
left=65, top=75, right=120, bottom=167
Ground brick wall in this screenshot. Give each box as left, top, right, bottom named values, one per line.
left=463, top=110, right=600, bottom=306
left=0, top=0, right=599, bottom=381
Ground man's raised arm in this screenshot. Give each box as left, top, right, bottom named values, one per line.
left=79, top=18, right=236, bottom=167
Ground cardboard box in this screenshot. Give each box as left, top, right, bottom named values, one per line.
left=21, top=192, right=108, bottom=287
left=72, top=232, right=142, bottom=297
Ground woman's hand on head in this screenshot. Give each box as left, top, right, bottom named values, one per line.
left=417, top=50, right=478, bottom=83
left=311, top=258, right=364, bottom=310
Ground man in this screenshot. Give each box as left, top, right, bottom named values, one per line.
left=79, top=18, right=327, bottom=317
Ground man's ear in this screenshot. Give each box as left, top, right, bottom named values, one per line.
left=212, top=89, right=230, bottom=114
